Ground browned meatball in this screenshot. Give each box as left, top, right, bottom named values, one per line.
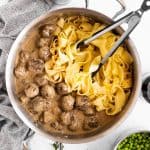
left=83, top=116, right=99, bottom=130
left=27, top=59, right=44, bottom=74
left=76, top=95, right=89, bottom=110
left=56, top=82, right=69, bottom=95
left=76, top=95, right=95, bottom=116
left=41, top=25, right=56, bottom=37
left=38, top=38, right=50, bottom=47
left=60, top=112, right=71, bottom=125
left=50, top=121, right=63, bottom=130
left=35, top=74, right=48, bottom=86
left=45, top=99, right=58, bottom=110
left=69, top=110, right=85, bottom=131
left=38, top=46, right=51, bottom=61
left=61, top=95, right=75, bottom=111
left=30, top=96, right=46, bottom=113
left=52, top=106, right=62, bottom=116
left=20, top=95, right=30, bottom=104
left=42, top=102, right=61, bottom=122
left=25, top=83, right=39, bottom=98
left=41, top=85, right=56, bottom=98
left=84, top=106, right=96, bottom=116
left=43, top=111, right=57, bottom=123
left=19, top=51, right=30, bottom=63
left=14, top=64, right=28, bottom=78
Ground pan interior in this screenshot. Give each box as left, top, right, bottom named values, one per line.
left=11, top=8, right=139, bottom=142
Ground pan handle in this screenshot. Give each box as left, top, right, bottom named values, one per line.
left=85, top=0, right=126, bottom=19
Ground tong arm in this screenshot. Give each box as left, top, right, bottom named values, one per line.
left=91, top=11, right=141, bottom=77
left=101, top=12, right=141, bottom=64
left=84, top=12, right=133, bottom=45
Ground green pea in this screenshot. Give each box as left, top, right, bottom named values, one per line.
left=117, top=132, right=150, bottom=150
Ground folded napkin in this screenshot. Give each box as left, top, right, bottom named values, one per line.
left=0, top=0, right=54, bottom=150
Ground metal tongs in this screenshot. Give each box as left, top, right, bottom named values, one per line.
left=77, top=0, right=150, bottom=77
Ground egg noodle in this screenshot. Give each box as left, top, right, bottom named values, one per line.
left=45, top=16, right=133, bottom=115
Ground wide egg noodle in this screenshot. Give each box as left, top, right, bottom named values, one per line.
left=45, top=16, right=133, bottom=115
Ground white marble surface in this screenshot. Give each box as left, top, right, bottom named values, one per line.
left=0, top=0, right=8, bottom=6
left=1, top=0, right=150, bottom=150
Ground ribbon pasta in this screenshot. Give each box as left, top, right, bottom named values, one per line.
left=45, top=16, right=133, bottom=115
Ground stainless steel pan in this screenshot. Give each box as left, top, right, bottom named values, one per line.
left=5, top=5, right=141, bottom=144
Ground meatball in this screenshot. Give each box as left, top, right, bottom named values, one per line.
left=76, top=95, right=95, bottom=115
left=56, top=82, right=69, bottom=95
left=25, top=83, right=39, bottom=98
left=35, top=74, right=48, bottom=86
left=20, top=95, right=30, bottom=104
left=44, top=101, right=61, bottom=123
left=19, top=51, right=30, bottom=63
left=60, top=112, right=71, bottom=125
left=45, top=99, right=58, bottom=110
left=43, top=111, right=57, bottom=123
left=38, top=38, right=50, bottom=47
left=52, top=106, right=62, bottom=116
left=50, top=121, right=63, bottom=130
left=83, top=116, right=99, bottom=130
left=84, top=106, right=96, bottom=116
left=30, top=96, right=46, bottom=113
left=61, top=95, right=75, bottom=111
left=69, top=110, right=85, bottom=131
left=41, top=25, right=56, bottom=37
left=38, top=46, right=51, bottom=61
left=27, top=59, right=44, bottom=74
left=14, top=64, right=28, bottom=78
left=76, top=95, right=89, bottom=110
left=41, top=85, right=56, bottom=98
